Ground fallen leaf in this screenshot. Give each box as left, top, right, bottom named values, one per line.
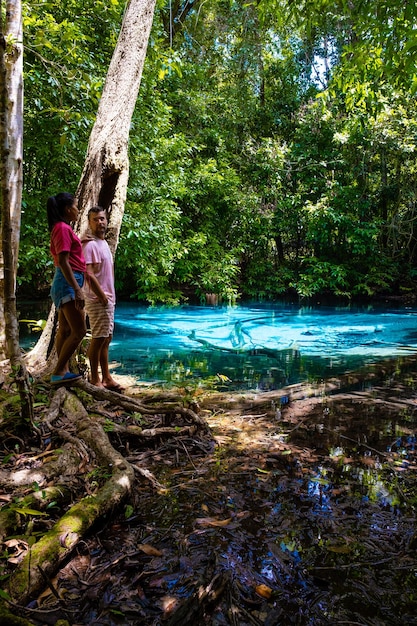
left=195, top=517, right=232, bottom=527
left=37, top=577, right=61, bottom=604
left=4, top=539, right=23, bottom=549
left=162, top=595, right=178, bottom=613
left=4, top=538, right=29, bottom=565
left=255, top=583, right=273, bottom=599
left=138, top=543, right=163, bottom=556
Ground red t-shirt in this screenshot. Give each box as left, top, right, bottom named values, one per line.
left=50, top=221, right=86, bottom=273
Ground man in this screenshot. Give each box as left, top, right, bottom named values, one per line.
left=82, top=206, right=123, bottom=392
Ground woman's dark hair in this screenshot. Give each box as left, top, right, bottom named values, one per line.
left=46, top=192, right=74, bottom=232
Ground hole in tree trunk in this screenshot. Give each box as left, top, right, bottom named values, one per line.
left=99, top=172, right=119, bottom=214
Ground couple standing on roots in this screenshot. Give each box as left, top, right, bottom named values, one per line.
left=47, top=192, right=123, bottom=392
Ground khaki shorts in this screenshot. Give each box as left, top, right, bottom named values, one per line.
left=85, top=301, right=115, bottom=339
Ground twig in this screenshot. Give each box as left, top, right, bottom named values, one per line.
left=180, top=439, right=197, bottom=470
left=133, top=464, right=165, bottom=491
left=325, top=428, right=390, bottom=458
left=36, top=564, right=74, bottom=621
left=310, top=554, right=399, bottom=571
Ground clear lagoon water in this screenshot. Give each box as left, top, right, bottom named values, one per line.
left=19, top=301, right=417, bottom=391
left=100, top=302, right=417, bottom=390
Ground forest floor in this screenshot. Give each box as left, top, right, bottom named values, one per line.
left=2, top=356, right=417, bottom=625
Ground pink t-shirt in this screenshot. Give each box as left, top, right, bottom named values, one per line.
left=50, top=221, right=86, bottom=273
left=82, top=237, right=115, bottom=304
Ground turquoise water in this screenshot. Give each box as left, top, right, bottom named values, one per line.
left=19, top=301, right=417, bottom=390
left=108, top=302, right=417, bottom=390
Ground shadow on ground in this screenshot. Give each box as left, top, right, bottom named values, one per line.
left=14, top=357, right=417, bottom=625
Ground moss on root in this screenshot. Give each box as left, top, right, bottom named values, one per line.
left=0, top=603, right=35, bottom=625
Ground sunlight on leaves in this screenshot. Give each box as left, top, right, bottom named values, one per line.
left=138, top=543, right=163, bottom=556
left=195, top=516, right=233, bottom=527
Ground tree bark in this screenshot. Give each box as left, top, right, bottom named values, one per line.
left=0, top=0, right=33, bottom=420
left=0, top=0, right=23, bottom=357
left=75, top=0, right=157, bottom=253
left=0, top=1, right=23, bottom=356
left=27, top=0, right=157, bottom=372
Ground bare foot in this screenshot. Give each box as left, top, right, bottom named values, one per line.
left=90, top=380, right=105, bottom=388
left=102, top=378, right=120, bottom=388
left=102, top=380, right=125, bottom=393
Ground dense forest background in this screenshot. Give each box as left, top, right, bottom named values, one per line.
left=19, top=0, right=417, bottom=305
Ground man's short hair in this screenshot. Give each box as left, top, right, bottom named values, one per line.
left=88, top=205, right=106, bottom=218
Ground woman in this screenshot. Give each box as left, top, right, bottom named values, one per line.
left=47, top=192, right=105, bottom=384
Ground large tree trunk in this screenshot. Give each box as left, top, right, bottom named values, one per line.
left=0, top=0, right=23, bottom=361
left=0, top=0, right=33, bottom=420
left=28, top=0, right=156, bottom=371
left=76, top=0, right=156, bottom=252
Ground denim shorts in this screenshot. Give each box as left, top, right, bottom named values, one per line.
left=50, top=267, right=84, bottom=309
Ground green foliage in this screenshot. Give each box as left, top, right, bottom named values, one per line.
left=18, top=0, right=417, bottom=303
left=8, top=506, right=47, bottom=517
left=19, top=319, right=46, bottom=333
left=124, top=504, right=134, bottom=519
left=190, top=246, right=240, bottom=303
left=18, top=0, right=125, bottom=294
left=293, top=259, right=349, bottom=298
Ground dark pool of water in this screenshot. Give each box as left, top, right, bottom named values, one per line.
left=19, top=301, right=417, bottom=390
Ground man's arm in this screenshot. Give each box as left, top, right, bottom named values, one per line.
left=86, top=263, right=108, bottom=306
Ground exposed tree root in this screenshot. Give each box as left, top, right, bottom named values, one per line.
left=6, top=390, right=134, bottom=605
left=1, top=379, right=210, bottom=611
left=2, top=357, right=417, bottom=625
left=75, top=378, right=209, bottom=430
